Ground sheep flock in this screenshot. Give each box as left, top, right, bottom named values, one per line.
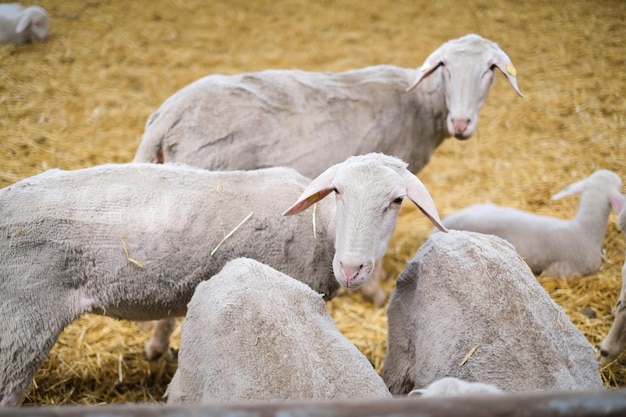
left=1, top=0, right=625, bottom=407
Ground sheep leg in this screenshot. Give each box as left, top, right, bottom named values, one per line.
left=598, top=263, right=626, bottom=365
left=144, top=318, right=177, bottom=361
left=0, top=300, right=80, bottom=407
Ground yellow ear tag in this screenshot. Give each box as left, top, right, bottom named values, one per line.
left=306, top=191, right=322, bottom=203
left=506, top=63, right=517, bottom=77
left=420, top=62, right=431, bottom=72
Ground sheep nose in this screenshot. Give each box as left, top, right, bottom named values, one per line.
left=340, top=262, right=363, bottom=286
left=452, top=117, right=471, bottom=136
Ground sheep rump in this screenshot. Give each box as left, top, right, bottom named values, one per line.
left=166, top=257, right=392, bottom=403
left=382, top=230, right=603, bottom=395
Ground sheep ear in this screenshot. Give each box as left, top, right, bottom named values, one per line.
left=15, top=14, right=31, bottom=34
left=551, top=179, right=586, bottom=200
left=406, top=60, right=442, bottom=92
left=609, top=192, right=624, bottom=213
left=403, top=171, right=447, bottom=232
left=283, top=165, right=339, bottom=216
left=407, top=389, right=424, bottom=398
left=492, top=56, right=524, bottom=97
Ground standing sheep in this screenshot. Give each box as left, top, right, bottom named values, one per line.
left=598, top=198, right=626, bottom=365
left=0, top=153, right=444, bottom=407
left=0, top=3, right=48, bottom=44
left=166, top=257, right=392, bottom=403
left=440, top=170, right=624, bottom=277
left=382, top=230, right=604, bottom=395
left=133, top=34, right=522, bottom=177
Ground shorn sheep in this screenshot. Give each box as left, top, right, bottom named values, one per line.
left=599, top=197, right=626, bottom=365
left=133, top=34, right=522, bottom=176
left=0, top=3, right=48, bottom=44
left=0, top=153, right=444, bottom=407
left=440, top=170, right=624, bottom=277
left=166, top=257, right=392, bottom=403
left=382, top=230, right=604, bottom=395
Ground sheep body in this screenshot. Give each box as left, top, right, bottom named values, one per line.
left=441, top=170, right=623, bottom=277
left=382, top=230, right=603, bottom=395
left=166, top=257, right=392, bottom=403
left=408, top=377, right=502, bottom=398
left=133, top=34, right=522, bottom=178
left=0, top=3, right=48, bottom=44
left=599, top=197, right=626, bottom=365
left=0, top=153, right=444, bottom=407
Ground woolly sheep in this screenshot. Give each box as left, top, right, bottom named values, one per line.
left=407, top=377, right=502, bottom=398
left=134, top=34, right=522, bottom=177
left=0, top=3, right=48, bottom=44
left=440, top=170, right=624, bottom=278
left=382, top=230, right=604, bottom=395
left=165, top=257, right=392, bottom=403
left=598, top=197, right=626, bottom=365
left=0, top=153, right=444, bottom=407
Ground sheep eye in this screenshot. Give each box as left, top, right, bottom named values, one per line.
left=393, top=197, right=404, bottom=204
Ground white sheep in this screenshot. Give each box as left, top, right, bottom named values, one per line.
left=132, top=33, right=521, bottom=305
left=407, top=377, right=502, bottom=398
left=440, top=170, right=624, bottom=278
left=0, top=3, right=48, bottom=44
left=598, top=198, right=626, bottom=365
left=382, top=230, right=604, bottom=395
left=166, top=257, right=392, bottom=403
left=133, top=34, right=522, bottom=176
left=0, top=153, right=444, bottom=407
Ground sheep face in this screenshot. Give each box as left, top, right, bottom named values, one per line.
left=407, top=34, right=523, bottom=140
left=284, top=153, right=446, bottom=290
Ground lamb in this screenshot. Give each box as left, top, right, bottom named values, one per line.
left=165, top=257, right=392, bottom=403
left=0, top=153, right=445, bottom=407
left=407, top=377, right=502, bottom=398
left=598, top=198, right=626, bottom=365
left=440, top=170, right=624, bottom=278
left=0, top=3, right=48, bottom=44
left=134, top=34, right=522, bottom=177
left=382, top=230, right=604, bottom=395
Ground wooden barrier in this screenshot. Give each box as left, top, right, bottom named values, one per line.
left=2, top=389, right=626, bottom=417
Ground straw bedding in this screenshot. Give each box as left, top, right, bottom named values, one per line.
left=0, top=0, right=624, bottom=406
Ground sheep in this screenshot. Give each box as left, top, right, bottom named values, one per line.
left=598, top=197, right=626, bottom=365
left=132, top=33, right=521, bottom=305
left=0, top=153, right=445, bottom=407
left=440, top=170, right=624, bottom=278
left=382, top=230, right=604, bottom=395
left=133, top=34, right=522, bottom=176
left=165, top=257, right=392, bottom=403
left=407, top=377, right=502, bottom=398
left=0, top=3, right=48, bottom=44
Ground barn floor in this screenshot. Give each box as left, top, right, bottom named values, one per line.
left=0, top=0, right=625, bottom=406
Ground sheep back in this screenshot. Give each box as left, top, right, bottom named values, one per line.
left=166, top=257, right=391, bottom=403
left=383, top=230, right=603, bottom=394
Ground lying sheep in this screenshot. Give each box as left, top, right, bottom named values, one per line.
left=383, top=230, right=604, bottom=395
left=166, top=257, right=392, bottom=403
left=0, top=153, right=444, bottom=407
left=0, top=3, right=48, bottom=44
left=598, top=197, right=626, bottom=365
left=440, top=170, right=624, bottom=277
left=133, top=33, right=521, bottom=305
left=408, top=377, right=502, bottom=398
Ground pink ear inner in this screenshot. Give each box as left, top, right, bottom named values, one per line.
left=282, top=187, right=335, bottom=216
